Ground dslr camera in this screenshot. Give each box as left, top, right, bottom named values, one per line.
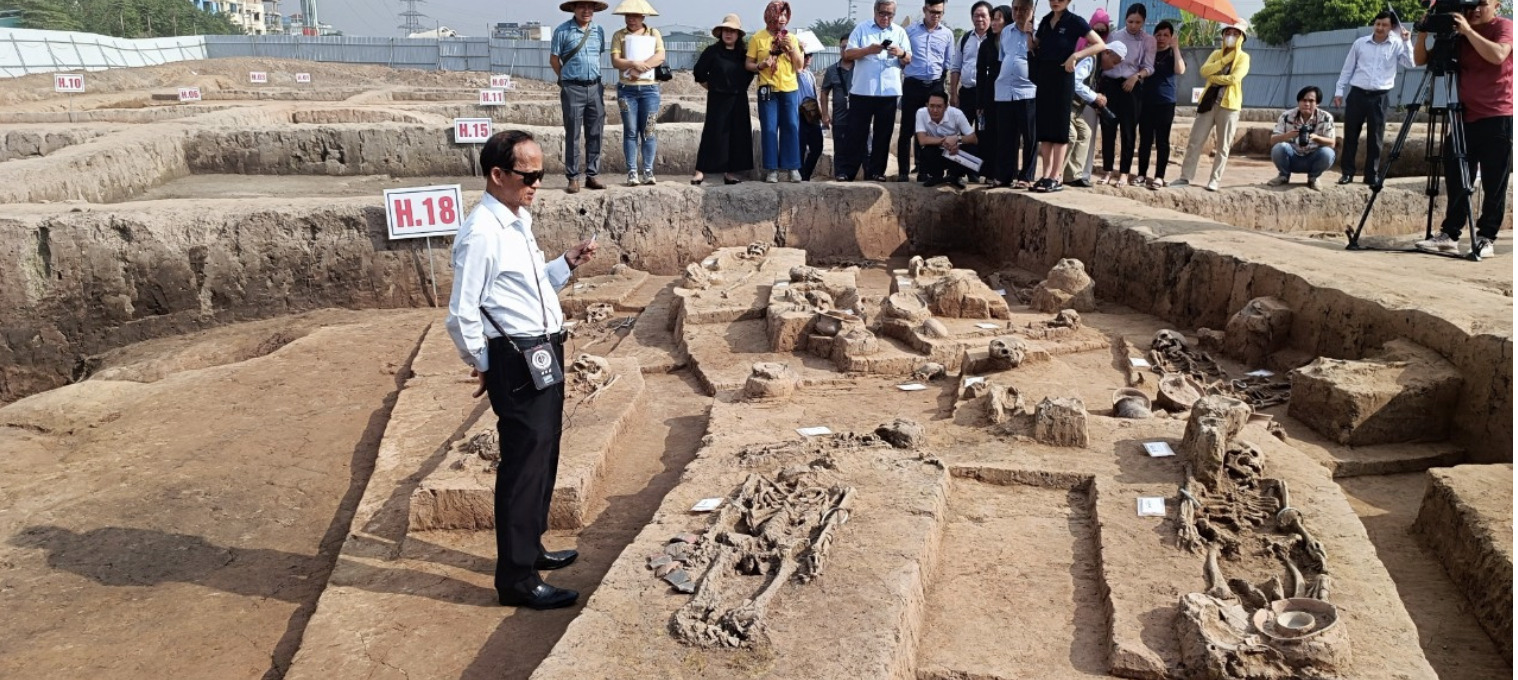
left=1297, top=123, right=1314, bottom=146
left=1417, top=0, right=1481, bottom=36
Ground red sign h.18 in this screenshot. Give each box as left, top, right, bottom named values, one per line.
left=384, top=185, right=465, bottom=240
left=54, top=73, right=84, bottom=93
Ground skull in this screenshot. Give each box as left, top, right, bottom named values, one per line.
left=913, top=362, right=947, bottom=382
left=1152, top=329, right=1186, bottom=354
left=790, top=265, right=825, bottom=283
left=683, top=262, right=713, bottom=290
left=585, top=303, right=614, bottom=323
left=745, top=242, right=770, bottom=258
left=570, top=353, right=610, bottom=385
left=1051, top=309, right=1082, bottom=328
left=988, top=337, right=1027, bottom=368
left=805, top=289, right=834, bottom=311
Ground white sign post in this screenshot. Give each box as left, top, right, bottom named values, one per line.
left=489, top=74, right=515, bottom=90
left=177, top=86, right=203, bottom=103
left=249, top=71, right=268, bottom=84
left=478, top=89, right=506, bottom=106
left=54, top=73, right=83, bottom=122
left=384, top=184, right=465, bottom=306
left=453, top=118, right=493, bottom=176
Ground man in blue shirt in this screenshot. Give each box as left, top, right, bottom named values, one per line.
left=551, top=0, right=609, bottom=194
left=898, top=0, right=954, bottom=180
left=838, top=0, right=913, bottom=181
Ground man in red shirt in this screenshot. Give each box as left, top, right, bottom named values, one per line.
left=1413, top=0, right=1513, bottom=258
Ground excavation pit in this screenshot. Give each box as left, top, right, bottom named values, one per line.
left=0, top=66, right=1510, bottom=680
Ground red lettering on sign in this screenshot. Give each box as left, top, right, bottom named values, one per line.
left=393, top=198, right=415, bottom=228
left=438, top=195, right=457, bottom=224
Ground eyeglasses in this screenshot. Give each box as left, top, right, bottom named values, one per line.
left=508, top=167, right=545, bottom=185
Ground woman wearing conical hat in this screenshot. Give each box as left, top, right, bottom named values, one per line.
left=610, top=0, right=667, bottom=186
left=692, top=14, right=756, bottom=185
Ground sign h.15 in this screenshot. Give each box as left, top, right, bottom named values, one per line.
left=384, top=185, right=465, bottom=240
left=453, top=118, right=493, bottom=144
left=53, top=73, right=84, bottom=93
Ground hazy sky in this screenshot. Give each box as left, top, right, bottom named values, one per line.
left=309, top=0, right=1268, bottom=38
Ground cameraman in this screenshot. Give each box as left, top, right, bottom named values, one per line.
left=1413, top=0, right=1512, bottom=257
left=1267, top=86, right=1337, bottom=191
left=1064, top=41, right=1129, bottom=188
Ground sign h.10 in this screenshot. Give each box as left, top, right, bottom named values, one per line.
left=489, top=74, right=514, bottom=90
left=249, top=71, right=268, bottom=84
left=478, top=89, right=506, bottom=106
left=178, top=86, right=203, bottom=102
left=295, top=73, right=312, bottom=83
left=53, top=73, right=84, bottom=93
left=453, top=118, right=493, bottom=144
left=384, top=184, right=465, bottom=240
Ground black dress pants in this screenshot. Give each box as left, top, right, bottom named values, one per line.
left=1341, top=86, right=1389, bottom=178
left=1099, top=76, right=1141, bottom=174
left=1138, top=100, right=1176, bottom=179
left=484, top=335, right=565, bottom=598
left=898, top=77, right=944, bottom=176
left=995, top=99, right=1038, bottom=184
left=846, top=95, right=898, bottom=179
left=1441, top=115, right=1513, bottom=240
left=800, top=121, right=825, bottom=180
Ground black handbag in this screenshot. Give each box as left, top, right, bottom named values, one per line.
left=655, top=63, right=673, bottom=82
left=1196, top=59, right=1233, bottom=114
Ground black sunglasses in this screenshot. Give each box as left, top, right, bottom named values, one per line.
left=506, top=167, right=545, bottom=185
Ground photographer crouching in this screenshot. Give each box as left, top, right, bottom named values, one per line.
left=1266, top=86, right=1337, bottom=191
left=1412, top=0, right=1513, bottom=258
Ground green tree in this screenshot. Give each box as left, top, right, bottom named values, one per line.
left=2, top=0, right=82, bottom=30
left=1250, top=0, right=1427, bottom=46
left=0, top=0, right=241, bottom=36
left=1176, top=10, right=1221, bottom=48
left=807, top=17, right=855, bottom=44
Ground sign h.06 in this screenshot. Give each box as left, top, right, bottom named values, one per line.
left=384, top=185, right=464, bottom=240
left=178, top=87, right=203, bottom=102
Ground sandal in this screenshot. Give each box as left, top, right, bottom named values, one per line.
left=724, top=175, right=742, bottom=185
left=1097, top=171, right=1113, bottom=186
left=691, top=174, right=704, bottom=186
left=1046, top=180, right=1065, bottom=193
left=1013, top=180, right=1031, bottom=190
left=1149, top=177, right=1166, bottom=190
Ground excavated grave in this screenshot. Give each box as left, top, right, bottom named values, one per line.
left=1411, top=464, right=1514, bottom=659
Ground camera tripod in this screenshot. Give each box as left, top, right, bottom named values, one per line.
left=1344, top=63, right=1484, bottom=261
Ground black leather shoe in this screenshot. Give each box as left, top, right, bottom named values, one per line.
left=922, top=176, right=945, bottom=187
left=1336, top=175, right=1354, bottom=185
left=1066, top=178, right=1093, bottom=188
left=535, top=549, right=578, bottom=570
left=499, top=583, right=579, bottom=610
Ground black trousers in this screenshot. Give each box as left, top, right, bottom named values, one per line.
left=957, top=84, right=982, bottom=177
left=800, top=121, right=825, bottom=180
left=995, top=99, right=1038, bottom=183
left=845, top=95, right=898, bottom=179
left=1099, top=76, right=1142, bottom=174
left=1441, top=115, right=1513, bottom=240
left=1138, top=100, right=1176, bottom=179
left=1340, top=86, right=1389, bottom=178
left=898, top=77, right=944, bottom=176
left=919, top=142, right=965, bottom=180
left=484, top=335, right=566, bottom=597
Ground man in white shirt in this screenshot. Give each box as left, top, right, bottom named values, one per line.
left=948, top=1, right=992, bottom=181
left=839, top=0, right=913, bottom=181
left=916, top=91, right=979, bottom=189
left=445, top=129, right=598, bottom=611
left=1332, top=11, right=1414, bottom=185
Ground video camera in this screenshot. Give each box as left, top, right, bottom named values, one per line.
left=1416, top=0, right=1481, bottom=36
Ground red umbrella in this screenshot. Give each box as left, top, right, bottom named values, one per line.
left=1162, top=0, right=1242, bottom=25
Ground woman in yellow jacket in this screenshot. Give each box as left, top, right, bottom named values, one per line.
left=1172, top=20, right=1250, bottom=192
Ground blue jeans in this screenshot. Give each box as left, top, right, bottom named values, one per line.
left=1271, top=143, right=1335, bottom=179
left=758, top=88, right=801, bottom=170
left=617, top=83, right=660, bottom=175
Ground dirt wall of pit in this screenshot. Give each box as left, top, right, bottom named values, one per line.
left=0, top=187, right=1508, bottom=464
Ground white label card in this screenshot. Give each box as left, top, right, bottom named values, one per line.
left=489, top=74, right=515, bottom=89
left=975, top=322, right=1000, bottom=329
left=796, top=426, right=833, bottom=437
left=177, top=86, right=202, bottom=102
left=53, top=73, right=84, bottom=93
left=1143, top=441, right=1176, bottom=458
left=1191, top=87, right=1206, bottom=104
left=691, top=498, right=723, bottom=512
left=1137, top=497, right=1167, bottom=517
left=1129, top=357, right=1152, bottom=368
left=452, top=117, right=493, bottom=144
left=994, top=288, right=1007, bottom=295
left=1246, top=369, right=1274, bottom=377
left=295, top=72, right=312, bottom=83
left=249, top=71, right=268, bottom=84
left=478, top=89, right=506, bottom=106
left=383, top=184, right=465, bottom=240
left=962, top=376, right=986, bottom=387
left=896, top=383, right=928, bottom=391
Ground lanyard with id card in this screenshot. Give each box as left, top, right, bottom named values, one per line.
left=481, top=208, right=563, bottom=391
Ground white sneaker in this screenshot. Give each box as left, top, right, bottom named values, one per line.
left=1205, top=181, right=1219, bottom=192
left=641, top=172, right=657, bottom=185
left=1475, top=237, right=1495, bottom=258
left=788, top=170, right=803, bottom=183
left=1415, top=233, right=1459, bottom=253
left=764, top=171, right=778, bottom=183
left=626, top=170, right=640, bottom=187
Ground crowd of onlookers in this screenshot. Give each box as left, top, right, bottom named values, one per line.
left=549, top=0, right=1510, bottom=254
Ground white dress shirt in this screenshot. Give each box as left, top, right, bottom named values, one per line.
left=1334, top=34, right=1415, bottom=97
left=445, top=193, right=571, bottom=372
left=951, top=30, right=989, bottom=88
left=847, top=21, right=913, bottom=97
left=1073, top=55, right=1099, bottom=104
left=916, top=105, right=974, bottom=137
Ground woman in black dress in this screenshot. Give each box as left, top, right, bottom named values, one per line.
left=692, top=14, right=756, bottom=185
left=975, top=6, right=1008, bottom=183
left=1029, top=0, right=1105, bottom=192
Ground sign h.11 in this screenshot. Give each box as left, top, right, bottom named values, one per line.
left=478, top=89, right=506, bottom=106
left=249, top=71, right=268, bottom=84
left=53, top=73, right=84, bottom=93
left=384, top=184, right=464, bottom=240
left=453, top=118, right=493, bottom=144
left=295, top=73, right=312, bottom=83
left=178, top=86, right=203, bottom=102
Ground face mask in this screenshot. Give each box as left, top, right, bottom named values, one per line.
left=1224, top=35, right=1237, bottom=47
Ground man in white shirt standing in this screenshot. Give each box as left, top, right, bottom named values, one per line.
left=445, top=130, right=598, bottom=611
left=916, top=90, right=979, bottom=189
left=948, top=1, right=993, bottom=182
left=839, top=0, right=913, bottom=182
left=1332, top=11, right=1414, bottom=185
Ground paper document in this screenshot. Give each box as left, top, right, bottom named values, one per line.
left=1129, top=357, right=1152, bottom=369
left=1143, top=441, right=1176, bottom=458
left=897, top=383, right=928, bottom=391
left=691, top=498, right=723, bottom=512
left=1245, top=369, right=1274, bottom=377
left=624, top=34, right=656, bottom=81
left=975, top=322, right=1000, bottom=329
left=796, top=426, right=833, bottom=437
left=1137, top=497, right=1167, bottom=517
left=943, top=149, right=983, bottom=172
